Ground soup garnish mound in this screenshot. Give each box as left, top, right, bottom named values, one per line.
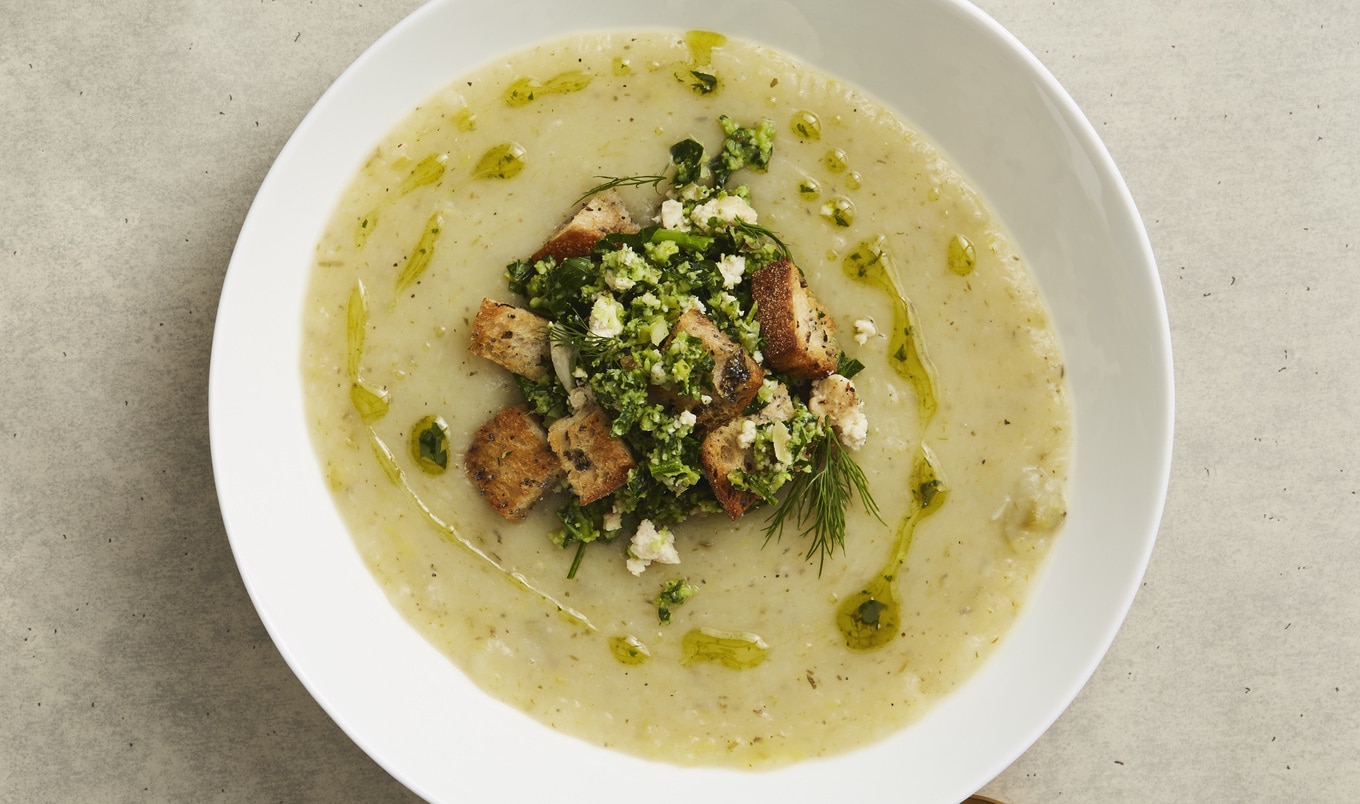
left=464, top=115, right=879, bottom=589
left=302, top=30, right=1072, bottom=767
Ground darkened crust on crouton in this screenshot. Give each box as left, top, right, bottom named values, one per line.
left=464, top=405, right=563, bottom=522
left=530, top=189, right=640, bottom=263
left=467, top=298, right=551, bottom=381
left=700, top=419, right=762, bottom=519
left=751, top=259, right=839, bottom=381
left=662, top=309, right=765, bottom=430
left=547, top=403, right=636, bottom=505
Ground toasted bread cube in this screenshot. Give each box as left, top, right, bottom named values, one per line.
left=531, top=189, right=640, bottom=263
left=663, top=309, right=764, bottom=430
left=464, top=406, right=563, bottom=522
left=700, top=418, right=763, bottom=519
left=468, top=298, right=551, bottom=381
left=548, top=403, right=636, bottom=505
left=751, top=259, right=839, bottom=381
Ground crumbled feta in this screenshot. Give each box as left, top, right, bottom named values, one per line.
left=650, top=361, right=668, bottom=383
left=853, top=318, right=877, bottom=345
left=625, top=519, right=681, bottom=575
left=603, top=511, right=623, bottom=532
left=678, top=410, right=698, bottom=428
left=659, top=198, right=691, bottom=232
left=690, top=195, right=758, bottom=232
left=589, top=295, right=625, bottom=338
left=737, top=419, right=759, bottom=448
left=716, top=253, right=747, bottom=289
left=809, top=373, right=869, bottom=450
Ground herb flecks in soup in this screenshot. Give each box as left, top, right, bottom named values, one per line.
left=301, top=31, right=1071, bottom=768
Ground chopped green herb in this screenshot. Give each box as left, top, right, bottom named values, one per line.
left=655, top=577, right=699, bottom=624
left=670, top=138, right=706, bottom=185
left=690, top=70, right=718, bottom=95
left=836, top=352, right=866, bottom=379
left=409, top=415, right=449, bottom=473
left=763, top=424, right=882, bottom=574
left=574, top=172, right=669, bottom=206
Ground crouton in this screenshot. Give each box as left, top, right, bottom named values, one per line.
left=661, top=309, right=764, bottom=430
left=464, top=405, right=563, bottom=522
left=467, top=298, right=551, bottom=380
left=700, top=418, right=763, bottom=519
left=547, top=402, right=636, bottom=505
left=751, top=259, right=839, bottom=381
left=531, top=189, right=640, bottom=263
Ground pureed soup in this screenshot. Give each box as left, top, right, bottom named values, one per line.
left=300, top=31, right=1071, bottom=767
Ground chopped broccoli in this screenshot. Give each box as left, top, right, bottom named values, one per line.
left=711, top=115, right=775, bottom=186
left=655, top=577, right=699, bottom=624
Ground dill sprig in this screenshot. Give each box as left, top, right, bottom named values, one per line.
left=734, top=219, right=793, bottom=260
left=763, top=428, right=881, bottom=575
left=574, top=173, right=669, bottom=205
left=548, top=318, right=621, bottom=364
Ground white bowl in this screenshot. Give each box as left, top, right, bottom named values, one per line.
left=209, top=1, right=1173, bottom=801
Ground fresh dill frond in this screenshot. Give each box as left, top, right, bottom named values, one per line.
left=763, top=429, right=881, bottom=574
left=548, top=318, right=621, bottom=364
left=734, top=220, right=793, bottom=260
left=574, top=172, right=669, bottom=205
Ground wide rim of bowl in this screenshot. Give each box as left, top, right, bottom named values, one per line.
left=209, top=1, right=1172, bottom=802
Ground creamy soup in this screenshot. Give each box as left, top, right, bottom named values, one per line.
left=301, top=31, right=1071, bottom=768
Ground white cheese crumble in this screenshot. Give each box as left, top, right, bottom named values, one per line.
left=588, top=295, right=624, bottom=338
left=716, top=253, right=747, bottom=289
left=690, top=195, right=757, bottom=232
left=602, top=511, right=623, bottom=532
left=625, top=519, right=680, bottom=575
left=809, top=373, right=869, bottom=450
left=678, top=410, right=698, bottom=428
left=737, top=419, right=759, bottom=448
left=659, top=198, right=691, bottom=231
left=853, top=317, right=877, bottom=345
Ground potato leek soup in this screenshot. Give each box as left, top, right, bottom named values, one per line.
left=300, top=31, right=1071, bottom=768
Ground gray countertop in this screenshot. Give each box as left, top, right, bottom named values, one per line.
left=4, top=1, right=1357, bottom=800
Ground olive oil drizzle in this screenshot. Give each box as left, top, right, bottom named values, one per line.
left=343, top=282, right=596, bottom=632
left=835, top=444, right=948, bottom=651
left=681, top=628, right=769, bottom=670
left=354, top=142, right=526, bottom=252
left=609, top=635, right=651, bottom=665
left=842, top=236, right=939, bottom=424
left=676, top=30, right=727, bottom=95
left=503, top=70, right=593, bottom=107
left=837, top=237, right=948, bottom=651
